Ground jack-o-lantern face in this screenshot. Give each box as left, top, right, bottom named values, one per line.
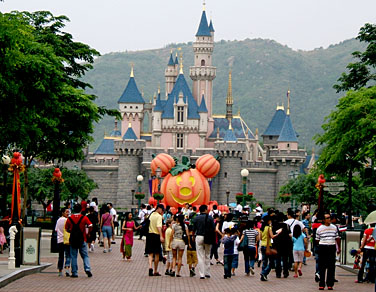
left=161, top=169, right=210, bottom=208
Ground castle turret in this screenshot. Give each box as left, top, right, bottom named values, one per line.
left=118, top=65, right=145, bottom=139
left=165, top=50, right=178, bottom=94
left=198, top=92, right=208, bottom=147
left=190, top=4, right=216, bottom=118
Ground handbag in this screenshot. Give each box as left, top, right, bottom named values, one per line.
left=238, top=232, right=248, bottom=251
left=304, top=250, right=311, bottom=257
left=265, top=226, right=278, bottom=256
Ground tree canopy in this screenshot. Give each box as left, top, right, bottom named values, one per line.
left=334, top=23, right=376, bottom=92
left=314, top=87, right=376, bottom=175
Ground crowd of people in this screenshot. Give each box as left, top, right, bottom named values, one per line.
left=50, top=198, right=376, bottom=290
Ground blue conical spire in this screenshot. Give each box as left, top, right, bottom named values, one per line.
left=198, top=94, right=208, bottom=112
left=168, top=51, right=174, bottom=66
left=278, top=115, right=298, bottom=142
left=123, top=123, right=138, bottom=140
left=174, top=52, right=179, bottom=65
left=209, top=19, right=215, bottom=32
left=196, top=10, right=211, bottom=37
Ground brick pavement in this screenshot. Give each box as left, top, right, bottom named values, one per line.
left=0, top=237, right=374, bottom=292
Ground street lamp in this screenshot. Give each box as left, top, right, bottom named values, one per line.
left=51, top=168, right=63, bottom=253
left=241, top=169, right=249, bottom=207
left=137, top=175, right=143, bottom=192
left=1, top=155, right=10, bottom=216
left=154, top=167, right=163, bottom=204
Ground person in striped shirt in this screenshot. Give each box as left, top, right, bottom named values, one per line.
left=240, top=220, right=259, bottom=276
left=316, top=212, right=341, bottom=290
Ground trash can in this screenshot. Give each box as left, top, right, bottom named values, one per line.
left=22, top=227, right=41, bottom=265
left=341, top=230, right=362, bottom=265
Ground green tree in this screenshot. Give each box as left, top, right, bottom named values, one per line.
left=27, top=167, right=97, bottom=217
left=0, top=11, right=119, bottom=217
left=334, top=23, right=376, bottom=92
left=278, top=173, right=318, bottom=206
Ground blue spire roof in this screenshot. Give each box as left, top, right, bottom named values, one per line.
left=196, top=10, right=211, bottom=37
left=209, top=19, right=215, bottom=32
left=162, top=73, right=200, bottom=119
left=118, top=76, right=145, bottom=104
left=278, top=115, right=298, bottom=142
left=110, top=129, right=121, bottom=137
left=263, top=109, right=286, bottom=136
left=154, top=92, right=163, bottom=111
left=94, top=139, right=115, bottom=155
left=174, top=55, right=179, bottom=65
left=198, top=94, right=208, bottom=113
left=209, top=117, right=255, bottom=139
left=224, top=127, right=237, bottom=142
left=123, top=125, right=138, bottom=140
left=168, top=53, right=174, bottom=66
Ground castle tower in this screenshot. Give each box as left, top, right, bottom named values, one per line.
left=165, top=50, right=178, bottom=94
left=198, top=91, right=208, bottom=147
left=118, top=66, right=145, bottom=139
left=190, top=4, right=216, bottom=118
left=225, top=70, right=233, bottom=121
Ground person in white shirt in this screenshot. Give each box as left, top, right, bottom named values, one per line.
left=222, top=213, right=235, bottom=233
left=138, top=204, right=148, bottom=240
left=55, top=207, right=70, bottom=277
left=235, top=203, right=243, bottom=214
left=108, top=203, right=118, bottom=242
left=209, top=205, right=221, bottom=217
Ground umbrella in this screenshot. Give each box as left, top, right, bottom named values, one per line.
left=229, top=203, right=237, bottom=208
left=364, top=210, right=376, bottom=225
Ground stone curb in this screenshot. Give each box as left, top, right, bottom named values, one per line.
left=0, top=262, right=52, bottom=288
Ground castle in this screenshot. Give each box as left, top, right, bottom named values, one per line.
left=80, top=5, right=307, bottom=209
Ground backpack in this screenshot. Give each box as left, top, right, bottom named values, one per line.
left=141, top=211, right=154, bottom=236
left=68, top=216, right=84, bottom=248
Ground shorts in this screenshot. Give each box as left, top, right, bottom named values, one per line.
left=293, top=250, right=304, bottom=262
left=166, top=251, right=173, bottom=263
left=232, top=254, right=239, bottom=268
left=171, top=239, right=185, bottom=250
left=145, top=233, right=161, bottom=254
left=187, top=250, right=198, bottom=265
left=102, top=226, right=113, bottom=238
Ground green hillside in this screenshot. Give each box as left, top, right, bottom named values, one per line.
left=83, top=38, right=364, bottom=152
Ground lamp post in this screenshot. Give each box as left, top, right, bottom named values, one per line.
left=51, top=168, right=63, bottom=253
left=155, top=167, right=162, bottom=204
left=1, top=155, right=10, bottom=216
left=226, top=190, right=230, bottom=206
left=9, top=152, right=24, bottom=267
left=241, top=169, right=249, bottom=207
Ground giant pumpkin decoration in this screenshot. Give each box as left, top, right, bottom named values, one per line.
left=150, top=153, right=175, bottom=177
left=150, top=154, right=220, bottom=208
left=161, top=169, right=210, bottom=207
left=195, top=154, right=220, bottom=178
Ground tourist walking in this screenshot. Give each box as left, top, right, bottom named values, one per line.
left=292, top=225, right=308, bottom=278
left=65, top=204, right=93, bottom=278
left=241, top=220, right=259, bottom=276
left=108, top=203, right=118, bottom=243
left=164, top=219, right=173, bottom=275
left=146, top=204, right=165, bottom=276
left=169, top=214, right=190, bottom=277
left=100, top=205, right=114, bottom=253
left=55, top=207, right=71, bottom=276
left=221, top=228, right=237, bottom=279
left=187, top=225, right=198, bottom=277
left=121, top=212, right=141, bottom=260
left=86, top=206, right=98, bottom=252
left=260, top=216, right=276, bottom=281
left=273, top=212, right=292, bottom=278
left=210, top=214, right=223, bottom=265
left=356, top=223, right=376, bottom=283
left=316, top=212, right=340, bottom=290
left=193, top=204, right=215, bottom=279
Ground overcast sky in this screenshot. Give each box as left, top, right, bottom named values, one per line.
left=1, top=0, right=376, bottom=55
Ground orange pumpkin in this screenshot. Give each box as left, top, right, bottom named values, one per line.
left=161, top=169, right=210, bottom=208
left=195, top=154, right=220, bottom=178
left=151, top=153, right=175, bottom=177
left=148, top=196, right=157, bottom=207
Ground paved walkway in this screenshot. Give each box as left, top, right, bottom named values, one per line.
left=0, top=235, right=374, bottom=292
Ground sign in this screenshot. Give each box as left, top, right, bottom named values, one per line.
left=323, top=181, right=345, bottom=195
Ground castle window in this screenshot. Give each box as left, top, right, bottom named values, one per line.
left=201, top=59, right=205, bottom=66
left=130, top=106, right=133, bottom=109
left=136, top=106, right=138, bottom=109
left=177, top=106, right=184, bottom=123
left=177, top=133, right=184, bottom=149
left=124, top=106, right=127, bottom=109
left=287, top=143, right=290, bottom=148
left=269, top=136, right=273, bottom=140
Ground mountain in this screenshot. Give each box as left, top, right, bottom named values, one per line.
left=83, top=38, right=365, bottom=152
